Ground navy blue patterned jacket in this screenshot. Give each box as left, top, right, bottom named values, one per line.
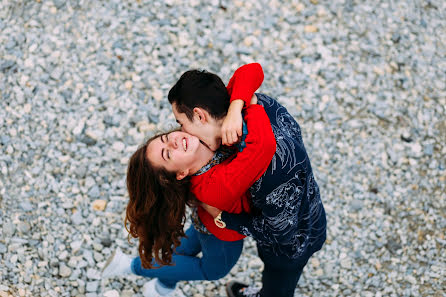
left=221, top=94, right=327, bottom=259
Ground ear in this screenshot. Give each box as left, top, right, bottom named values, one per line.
left=193, top=107, right=208, bottom=124
left=176, top=169, right=189, bottom=180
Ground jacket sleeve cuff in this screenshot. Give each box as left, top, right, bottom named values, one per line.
left=221, top=211, right=251, bottom=231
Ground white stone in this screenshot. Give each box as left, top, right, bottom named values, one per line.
left=29, top=43, right=38, bottom=52
left=152, top=89, right=163, bottom=101
left=406, top=275, right=417, bottom=285
left=86, top=281, right=98, bottom=292
left=124, top=80, right=133, bottom=90
left=103, top=290, right=120, bottom=297
left=248, top=258, right=264, bottom=270
left=314, top=122, right=324, bottom=131
left=411, top=143, right=422, bottom=156
left=59, top=264, right=72, bottom=277
left=112, top=141, right=125, bottom=152
left=18, top=289, right=25, bottom=297
left=340, top=258, right=352, bottom=269
left=58, top=250, right=68, bottom=260
left=73, top=121, right=85, bottom=136
left=70, top=240, right=83, bottom=254
left=23, top=104, right=31, bottom=113
left=86, top=268, right=101, bottom=280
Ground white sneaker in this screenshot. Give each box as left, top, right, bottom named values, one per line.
left=142, top=279, right=185, bottom=297
left=101, top=247, right=133, bottom=278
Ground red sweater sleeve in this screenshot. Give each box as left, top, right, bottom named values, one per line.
left=226, top=63, right=264, bottom=107
left=191, top=104, right=276, bottom=210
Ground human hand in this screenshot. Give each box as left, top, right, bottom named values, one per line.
left=200, top=202, right=221, bottom=219
left=221, top=99, right=244, bottom=146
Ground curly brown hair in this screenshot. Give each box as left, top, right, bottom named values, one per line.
left=125, top=133, right=196, bottom=269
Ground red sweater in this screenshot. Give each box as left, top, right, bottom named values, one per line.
left=189, top=63, right=276, bottom=241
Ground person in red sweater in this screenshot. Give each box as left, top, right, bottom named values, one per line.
left=102, top=64, right=270, bottom=297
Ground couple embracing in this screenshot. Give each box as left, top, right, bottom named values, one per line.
left=102, top=63, right=327, bottom=297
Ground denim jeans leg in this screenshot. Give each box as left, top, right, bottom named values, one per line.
left=131, top=225, right=203, bottom=288
left=131, top=225, right=243, bottom=287
left=198, top=232, right=244, bottom=280
left=158, top=225, right=204, bottom=288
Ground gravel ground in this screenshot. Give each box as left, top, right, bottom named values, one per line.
left=1, top=0, right=445, bottom=296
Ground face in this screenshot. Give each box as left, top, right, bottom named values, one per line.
left=171, top=103, right=221, bottom=151
left=146, top=131, right=203, bottom=180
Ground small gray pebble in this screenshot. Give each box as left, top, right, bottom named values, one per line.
left=86, top=281, right=98, bottom=292
left=88, top=186, right=100, bottom=198
left=0, top=243, right=7, bottom=254
left=18, top=222, right=31, bottom=234
left=71, top=211, right=84, bottom=225
left=350, top=199, right=363, bottom=211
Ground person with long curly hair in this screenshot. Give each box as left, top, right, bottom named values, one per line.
left=102, top=64, right=268, bottom=297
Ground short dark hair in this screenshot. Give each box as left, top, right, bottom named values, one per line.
left=168, top=69, right=230, bottom=121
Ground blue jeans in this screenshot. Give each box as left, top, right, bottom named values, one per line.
left=131, top=225, right=244, bottom=288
